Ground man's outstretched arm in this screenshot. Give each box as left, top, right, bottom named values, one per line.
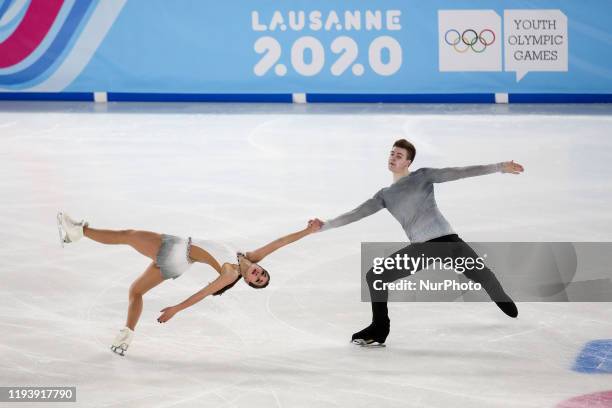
left=423, top=161, right=524, bottom=183
left=318, top=190, right=385, bottom=232
left=246, top=221, right=320, bottom=263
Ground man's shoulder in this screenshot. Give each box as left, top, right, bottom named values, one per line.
left=373, top=187, right=387, bottom=199
left=410, top=167, right=432, bottom=179
left=393, top=168, right=428, bottom=184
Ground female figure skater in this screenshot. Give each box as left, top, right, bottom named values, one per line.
left=56, top=212, right=320, bottom=355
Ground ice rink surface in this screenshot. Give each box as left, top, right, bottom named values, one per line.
left=1, top=102, right=611, bottom=407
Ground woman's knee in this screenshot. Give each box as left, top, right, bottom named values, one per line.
left=128, top=281, right=144, bottom=300
left=129, top=263, right=164, bottom=299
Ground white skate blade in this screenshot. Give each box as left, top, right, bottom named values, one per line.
left=56, top=212, right=66, bottom=248
left=110, top=345, right=127, bottom=356
left=352, top=339, right=386, bottom=348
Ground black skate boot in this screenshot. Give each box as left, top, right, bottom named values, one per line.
left=474, top=274, right=519, bottom=318
left=486, top=286, right=518, bottom=318
left=351, top=321, right=390, bottom=347
left=495, top=298, right=518, bottom=318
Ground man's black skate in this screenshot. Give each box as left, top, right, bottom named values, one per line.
left=487, top=286, right=518, bottom=318
left=351, top=322, right=390, bottom=347
left=495, top=300, right=518, bottom=318
left=478, top=277, right=519, bottom=318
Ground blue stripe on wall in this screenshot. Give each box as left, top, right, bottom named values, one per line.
left=509, top=94, right=612, bottom=103
left=0, top=92, right=93, bottom=101
left=1, top=92, right=611, bottom=103
left=107, top=93, right=292, bottom=103
left=306, top=94, right=495, bottom=103
left=0, top=0, right=15, bottom=20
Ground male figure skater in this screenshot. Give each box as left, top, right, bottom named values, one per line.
left=313, top=139, right=524, bottom=346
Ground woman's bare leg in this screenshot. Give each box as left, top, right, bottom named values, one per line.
left=82, top=226, right=165, bottom=330
left=83, top=226, right=162, bottom=261
left=126, top=262, right=164, bottom=330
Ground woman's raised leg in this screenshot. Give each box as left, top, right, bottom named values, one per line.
left=126, top=262, right=165, bottom=330
left=83, top=226, right=162, bottom=261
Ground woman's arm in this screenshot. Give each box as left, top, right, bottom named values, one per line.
left=246, top=221, right=320, bottom=263
left=157, top=264, right=237, bottom=323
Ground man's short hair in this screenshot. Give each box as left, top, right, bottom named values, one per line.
left=393, top=139, right=416, bottom=161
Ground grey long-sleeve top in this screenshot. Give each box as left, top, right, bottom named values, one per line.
left=320, top=163, right=503, bottom=243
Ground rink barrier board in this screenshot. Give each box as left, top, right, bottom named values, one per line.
left=1, top=1, right=610, bottom=94
left=0, top=93, right=611, bottom=103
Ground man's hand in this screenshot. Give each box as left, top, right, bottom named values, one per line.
left=501, top=160, right=524, bottom=174
left=307, top=218, right=324, bottom=233
left=157, top=306, right=179, bottom=323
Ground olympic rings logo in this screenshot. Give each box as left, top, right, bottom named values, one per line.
left=444, top=29, right=496, bottom=53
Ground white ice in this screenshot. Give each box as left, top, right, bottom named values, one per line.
left=1, top=102, right=611, bottom=407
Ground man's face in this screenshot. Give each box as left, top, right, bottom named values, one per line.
left=388, top=146, right=412, bottom=173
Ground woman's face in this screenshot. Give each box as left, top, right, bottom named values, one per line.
left=244, top=263, right=269, bottom=286
left=241, top=260, right=269, bottom=287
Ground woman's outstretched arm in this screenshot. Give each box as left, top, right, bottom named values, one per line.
left=157, top=265, right=236, bottom=323
left=246, top=221, right=321, bottom=263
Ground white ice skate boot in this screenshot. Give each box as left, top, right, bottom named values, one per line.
left=56, top=212, right=88, bottom=247
left=110, top=327, right=134, bottom=356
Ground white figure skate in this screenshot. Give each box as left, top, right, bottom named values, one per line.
left=56, top=212, right=88, bottom=247
left=110, top=327, right=134, bottom=356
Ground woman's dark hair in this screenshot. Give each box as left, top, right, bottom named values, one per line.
left=212, top=268, right=271, bottom=296
left=212, top=275, right=241, bottom=296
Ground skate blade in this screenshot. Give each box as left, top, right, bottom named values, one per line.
left=352, top=339, right=386, bottom=348
left=56, top=212, right=65, bottom=248
left=110, top=345, right=126, bottom=356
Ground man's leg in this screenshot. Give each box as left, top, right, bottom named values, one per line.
left=353, top=242, right=433, bottom=345
left=449, top=237, right=518, bottom=318
left=353, top=234, right=517, bottom=345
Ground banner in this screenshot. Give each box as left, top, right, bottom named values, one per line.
left=0, top=0, right=611, bottom=95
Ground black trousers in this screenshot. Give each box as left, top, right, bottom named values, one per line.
left=367, top=234, right=508, bottom=325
